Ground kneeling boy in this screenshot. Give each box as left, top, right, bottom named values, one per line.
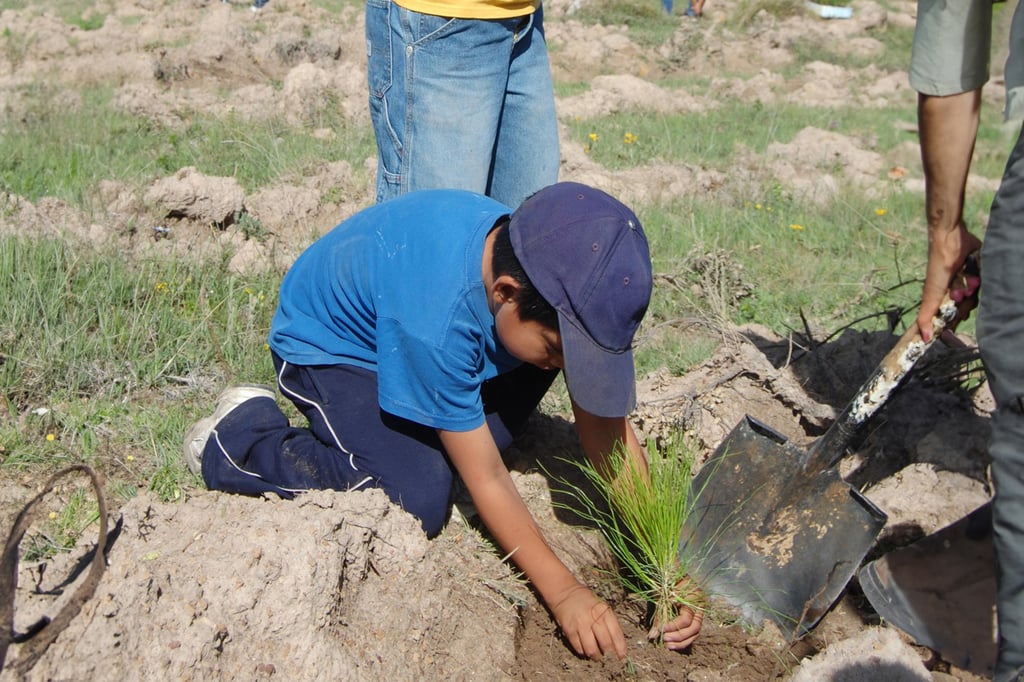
left=185, top=182, right=702, bottom=659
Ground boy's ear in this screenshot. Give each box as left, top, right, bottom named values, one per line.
left=491, top=275, right=522, bottom=305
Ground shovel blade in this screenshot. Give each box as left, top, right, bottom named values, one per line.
left=681, top=416, right=887, bottom=635
left=858, top=503, right=996, bottom=676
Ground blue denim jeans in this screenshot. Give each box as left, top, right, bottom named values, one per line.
left=365, top=0, right=559, bottom=208
left=979, top=121, right=1024, bottom=682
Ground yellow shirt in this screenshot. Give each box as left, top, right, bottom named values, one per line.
left=393, top=0, right=538, bottom=20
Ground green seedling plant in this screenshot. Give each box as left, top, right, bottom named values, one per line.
left=551, top=433, right=708, bottom=640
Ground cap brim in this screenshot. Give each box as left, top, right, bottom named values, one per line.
left=559, top=310, right=637, bottom=418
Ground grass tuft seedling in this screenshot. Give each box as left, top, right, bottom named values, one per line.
left=550, top=434, right=709, bottom=638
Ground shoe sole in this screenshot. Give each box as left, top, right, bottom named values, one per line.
left=184, top=415, right=217, bottom=475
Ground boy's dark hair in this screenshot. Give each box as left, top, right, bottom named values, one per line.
left=491, top=219, right=559, bottom=331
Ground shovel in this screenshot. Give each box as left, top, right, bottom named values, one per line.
left=858, top=502, right=996, bottom=676
left=680, top=293, right=966, bottom=636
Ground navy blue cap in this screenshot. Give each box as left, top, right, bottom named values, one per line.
left=509, top=182, right=653, bottom=418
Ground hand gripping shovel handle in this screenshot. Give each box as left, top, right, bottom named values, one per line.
left=803, top=255, right=979, bottom=474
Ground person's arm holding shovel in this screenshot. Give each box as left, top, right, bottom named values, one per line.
left=909, top=0, right=992, bottom=343
left=572, top=406, right=704, bottom=651
left=915, top=90, right=984, bottom=343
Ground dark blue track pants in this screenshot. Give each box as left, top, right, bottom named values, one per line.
left=201, top=353, right=558, bottom=537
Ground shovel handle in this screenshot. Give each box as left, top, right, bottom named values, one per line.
left=805, top=254, right=979, bottom=473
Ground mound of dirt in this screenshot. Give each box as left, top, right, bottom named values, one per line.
left=8, top=488, right=525, bottom=680
left=3, top=325, right=993, bottom=681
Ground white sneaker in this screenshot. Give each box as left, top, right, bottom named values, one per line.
left=449, top=476, right=480, bottom=525
left=183, top=384, right=275, bottom=474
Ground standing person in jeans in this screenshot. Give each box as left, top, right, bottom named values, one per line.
left=912, top=2, right=1024, bottom=679
left=364, top=0, right=560, bottom=207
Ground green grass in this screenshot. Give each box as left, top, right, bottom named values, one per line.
left=569, top=0, right=682, bottom=48
left=0, top=237, right=277, bottom=404
left=0, top=0, right=110, bottom=30
left=310, top=0, right=365, bottom=13
left=0, top=236, right=280, bottom=508
left=637, top=190, right=931, bottom=330
left=728, top=0, right=804, bottom=27
left=563, top=93, right=1009, bottom=353
left=788, top=17, right=914, bottom=73
left=0, top=84, right=375, bottom=206
left=21, top=483, right=101, bottom=561
left=567, top=101, right=920, bottom=170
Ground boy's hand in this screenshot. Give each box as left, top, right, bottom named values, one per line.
left=647, top=576, right=704, bottom=651
left=649, top=606, right=704, bottom=651
left=439, top=426, right=625, bottom=661
left=550, top=582, right=628, bottom=660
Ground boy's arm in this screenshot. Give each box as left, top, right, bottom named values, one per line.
left=571, top=404, right=703, bottom=651
left=571, top=403, right=648, bottom=478
left=437, top=425, right=627, bottom=661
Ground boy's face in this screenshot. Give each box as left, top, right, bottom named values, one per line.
left=495, top=300, right=564, bottom=371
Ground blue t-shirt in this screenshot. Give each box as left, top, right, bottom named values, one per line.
left=269, top=190, right=521, bottom=432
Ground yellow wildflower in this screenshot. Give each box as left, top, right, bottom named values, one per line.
left=790, top=223, right=804, bottom=231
